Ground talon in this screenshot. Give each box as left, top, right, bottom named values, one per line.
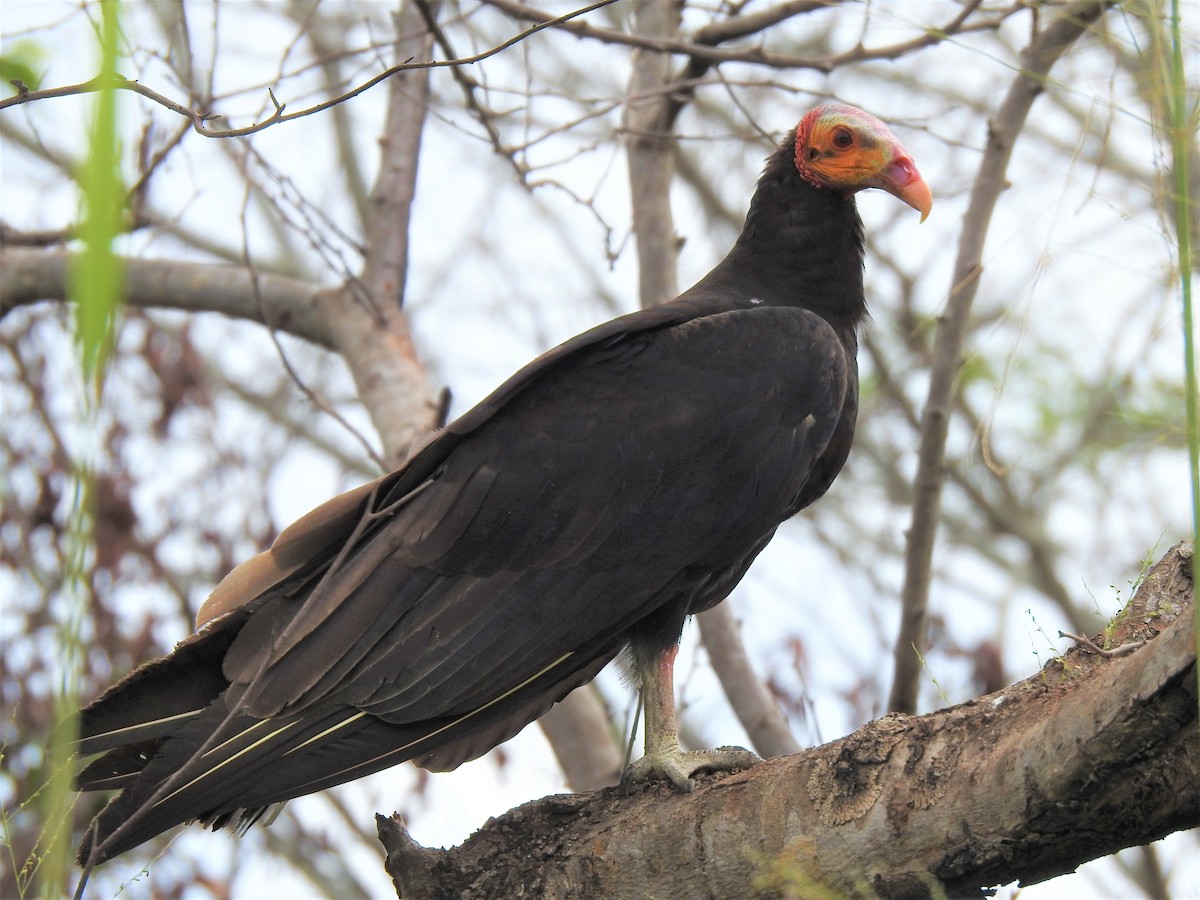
left=622, top=744, right=759, bottom=792
left=625, top=642, right=761, bottom=794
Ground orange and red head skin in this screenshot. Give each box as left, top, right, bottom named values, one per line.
left=794, top=103, right=932, bottom=222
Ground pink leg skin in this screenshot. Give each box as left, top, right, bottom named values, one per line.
left=622, top=644, right=758, bottom=792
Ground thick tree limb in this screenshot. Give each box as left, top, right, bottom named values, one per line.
left=0, top=248, right=330, bottom=346
left=378, top=543, right=1197, bottom=898
left=891, top=0, right=1117, bottom=715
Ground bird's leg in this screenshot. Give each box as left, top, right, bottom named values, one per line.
left=621, top=642, right=758, bottom=792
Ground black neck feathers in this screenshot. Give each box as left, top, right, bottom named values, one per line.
left=686, top=131, right=868, bottom=328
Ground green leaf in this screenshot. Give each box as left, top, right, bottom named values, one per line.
left=0, top=40, right=47, bottom=93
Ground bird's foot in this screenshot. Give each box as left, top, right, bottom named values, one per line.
left=621, top=744, right=758, bottom=793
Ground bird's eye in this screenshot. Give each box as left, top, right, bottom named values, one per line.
left=831, top=127, right=854, bottom=150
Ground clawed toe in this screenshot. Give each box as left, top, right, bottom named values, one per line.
left=621, top=745, right=759, bottom=793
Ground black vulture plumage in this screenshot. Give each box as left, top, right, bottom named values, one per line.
left=72, top=104, right=931, bottom=876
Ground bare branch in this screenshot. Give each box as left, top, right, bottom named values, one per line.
left=4, top=0, right=1003, bottom=140
left=249, top=266, right=390, bottom=473
left=292, top=11, right=373, bottom=228
left=688, top=1, right=834, bottom=45
left=0, top=0, right=622, bottom=138
left=480, top=0, right=1020, bottom=74
left=413, top=0, right=518, bottom=176
left=696, top=604, right=801, bottom=758
left=328, top=0, right=442, bottom=466
left=889, top=0, right=1117, bottom=716
left=539, top=687, right=624, bottom=791
left=0, top=120, right=299, bottom=273
left=625, top=0, right=681, bottom=309
left=1, top=222, right=79, bottom=247
left=0, top=72, right=210, bottom=120
left=360, top=0, right=435, bottom=314
left=1058, top=629, right=1147, bottom=658
left=0, top=248, right=330, bottom=346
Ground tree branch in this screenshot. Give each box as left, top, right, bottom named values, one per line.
left=0, top=1, right=621, bottom=137
left=378, top=543, right=1197, bottom=898
left=412, top=0, right=521, bottom=180
left=329, top=0, right=441, bottom=466
left=299, top=11, right=374, bottom=228
left=665, top=0, right=987, bottom=131
left=890, top=0, right=1117, bottom=715
left=0, top=248, right=330, bottom=347
left=625, top=0, right=681, bottom=309
left=480, top=0, right=1020, bottom=74
left=360, top=0, right=435, bottom=316
left=538, top=686, right=624, bottom=791
left=696, top=603, right=800, bottom=758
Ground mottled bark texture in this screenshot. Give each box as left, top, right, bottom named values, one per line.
left=378, top=543, right=1197, bottom=899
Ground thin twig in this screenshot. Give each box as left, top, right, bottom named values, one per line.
left=480, top=0, right=1019, bottom=75
left=1058, top=629, right=1147, bottom=658
left=234, top=166, right=387, bottom=470
left=0, top=0, right=622, bottom=137
left=413, top=0, right=516, bottom=174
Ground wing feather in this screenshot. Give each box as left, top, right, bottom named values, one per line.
left=78, top=300, right=855, bottom=866
left=243, top=305, right=849, bottom=720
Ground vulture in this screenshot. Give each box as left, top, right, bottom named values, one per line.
left=72, top=104, right=931, bottom=881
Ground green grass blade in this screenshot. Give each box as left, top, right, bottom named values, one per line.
left=72, top=2, right=126, bottom=393
left=1165, top=0, right=1199, bottom=717
left=40, top=2, right=126, bottom=898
